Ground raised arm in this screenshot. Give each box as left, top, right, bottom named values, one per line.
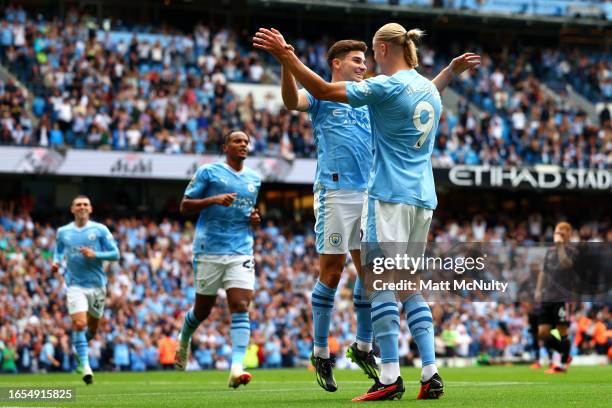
left=432, top=53, right=481, bottom=92
left=281, top=65, right=310, bottom=111
left=254, top=28, right=348, bottom=103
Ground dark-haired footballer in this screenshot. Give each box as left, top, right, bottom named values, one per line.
left=281, top=38, right=378, bottom=393
left=175, top=130, right=261, bottom=389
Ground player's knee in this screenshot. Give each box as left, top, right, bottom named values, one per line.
left=538, top=326, right=551, bottom=338
left=193, top=305, right=212, bottom=321
left=72, top=319, right=87, bottom=331
left=320, top=272, right=342, bottom=288
left=557, top=325, right=569, bottom=337
left=228, top=299, right=250, bottom=313
left=319, top=257, right=344, bottom=287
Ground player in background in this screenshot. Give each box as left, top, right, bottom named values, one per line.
left=254, top=23, right=480, bottom=401
left=535, top=221, right=576, bottom=374
left=281, top=39, right=377, bottom=392
left=52, top=195, right=120, bottom=385
left=175, top=130, right=261, bottom=389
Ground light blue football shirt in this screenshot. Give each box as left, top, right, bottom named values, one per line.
left=305, top=90, right=372, bottom=192
left=346, top=69, right=442, bottom=209
left=185, top=162, right=261, bottom=255
left=53, top=221, right=120, bottom=288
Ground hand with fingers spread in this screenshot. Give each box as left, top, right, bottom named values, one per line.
left=270, top=28, right=294, bottom=52
left=449, top=52, right=481, bottom=76
left=433, top=52, right=481, bottom=92
left=253, top=28, right=293, bottom=60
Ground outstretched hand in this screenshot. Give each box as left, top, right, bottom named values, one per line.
left=253, top=28, right=293, bottom=59
left=449, top=53, right=481, bottom=76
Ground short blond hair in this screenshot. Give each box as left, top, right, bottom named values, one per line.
left=373, top=23, right=423, bottom=68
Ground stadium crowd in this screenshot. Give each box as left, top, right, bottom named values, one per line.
left=0, top=200, right=609, bottom=373
left=427, top=46, right=611, bottom=169
left=0, top=7, right=609, bottom=167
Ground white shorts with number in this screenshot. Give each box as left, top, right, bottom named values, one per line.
left=313, top=188, right=365, bottom=255
left=67, top=286, right=106, bottom=318
left=193, top=255, right=255, bottom=295
left=361, top=194, right=433, bottom=259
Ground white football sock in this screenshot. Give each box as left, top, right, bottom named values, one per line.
left=356, top=340, right=372, bottom=352
left=230, top=362, right=243, bottom=376
left=313, top=346, right=330, bottom=359
left=421, top=363, right=438, bottom=382
left=380, top=362, right=400, bottom=385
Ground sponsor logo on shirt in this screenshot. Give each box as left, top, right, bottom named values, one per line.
left=355, top=81, right=371, bottom=96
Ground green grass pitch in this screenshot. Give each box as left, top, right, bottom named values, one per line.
left=0, top=366, right=610, bottom=407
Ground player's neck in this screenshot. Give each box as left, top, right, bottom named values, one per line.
left=74, top=218, right=88, bottom=228
left=382, top=61, right=413, bottom=76
left=225, top=158, right=244, bottom=173
left=331, top=72, right=343, bottom=83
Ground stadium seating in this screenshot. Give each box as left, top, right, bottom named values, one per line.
left=0, top=9, right=609, bottom=168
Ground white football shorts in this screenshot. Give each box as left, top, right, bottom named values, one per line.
left=193, top=254, right=255, bottom=295
left=67, top=286, right=106, bottom=318
left=313, top=188, right=365, bottom=255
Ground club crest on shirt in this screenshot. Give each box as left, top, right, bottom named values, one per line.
left=329, top=233, right=342, bottom=247
left=247, top=183, right=256, bottom=193
left=88, top=233, right=96, bottom=241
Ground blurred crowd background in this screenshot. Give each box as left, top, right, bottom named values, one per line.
left=0, top=198, right=609, bottom=373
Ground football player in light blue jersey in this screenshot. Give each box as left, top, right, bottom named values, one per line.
left=254, top=23, right=480, bottom=401
left=281, top=39, right=378, bottom=392
left=175, top=130, right=262, bottom=390
left=52, top=195, right=120, bottom=385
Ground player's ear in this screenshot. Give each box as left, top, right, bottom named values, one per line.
left=332, top=58, right=342, bottom=71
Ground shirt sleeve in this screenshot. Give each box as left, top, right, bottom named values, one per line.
left=304, top=90, right=317, bottom=115
left=96, top=225, right=120, bottom=261
left=53, top=230, right=64, bottom=264
left=345, top=75, right=391, bottom=107
left=184, top=166, right=209, bottom=198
